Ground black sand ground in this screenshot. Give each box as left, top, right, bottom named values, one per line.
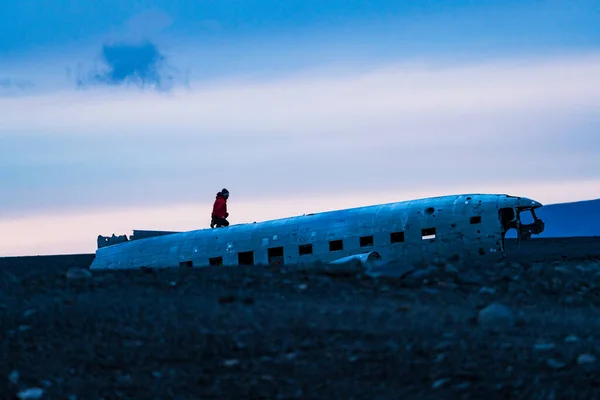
left=2, top=237, right=600, bottom=399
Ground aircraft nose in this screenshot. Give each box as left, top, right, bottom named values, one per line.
left=526, top=198, right=543, bottom=208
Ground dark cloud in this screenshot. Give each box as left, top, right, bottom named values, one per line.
left=75, top=40, right=186, bottom=91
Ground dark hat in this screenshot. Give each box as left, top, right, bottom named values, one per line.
left=221, top=188, right=229, bottom=196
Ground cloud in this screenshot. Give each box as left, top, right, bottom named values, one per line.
left=0, top=78, right=35, bottom=96
left=4, top=52, right=600, bottom=139
left=74, top=40, right=186, bottom=91
left=1, top=51, right=599, bottom=220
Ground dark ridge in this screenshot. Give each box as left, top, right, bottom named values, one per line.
left=0, top=253, right=95, bottom=269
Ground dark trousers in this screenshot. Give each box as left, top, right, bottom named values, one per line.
left=211, top=215, right=229, bottom=228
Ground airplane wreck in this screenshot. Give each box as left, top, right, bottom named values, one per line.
left=90, top=193, right=545, bottom=271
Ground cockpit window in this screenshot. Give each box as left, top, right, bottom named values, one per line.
left=518, top=209, right=535, bottom=225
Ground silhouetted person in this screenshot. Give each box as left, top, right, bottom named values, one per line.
left=210, top=188, right=230, bottom=228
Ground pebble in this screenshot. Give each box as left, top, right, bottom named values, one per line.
left=432, top=378, right=451, bottom=389
left=409, top=270, right=430, bottom=281
left=444, top=264, right=459, bottom=275
left=8, top=370, right=19, bottom=385
left=477, top=303, right=514, bottom=328
left=17, top=388, right=44, bottom=400
left=223, top=359, right=240, bottom=367
left=564, top=335, right=579, bottom=343
left=23, top=309, right=37, bottom=317
left=434, top=341, right=452, bottom=351
left=533, top=343, right=555, bottom=351
left=478, top=286, right=496, bottom=295
left=546, top=359, right=566, bottom=370
left=577, top=353, right=596, bottom=364
left=65, top=268, right=92, bottom=281
left=555, top=266, right=573, bottom=274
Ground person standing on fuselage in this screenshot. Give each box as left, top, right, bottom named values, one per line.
left=210, top=188, right=230, bottom=228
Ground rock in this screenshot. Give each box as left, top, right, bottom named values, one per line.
left=408, top=270, right=430, bottom=281
left=564, top=335, right=579, bottom=343
left=23, top=309, right=37, bottom=317
left=437, top=282, right=458, bottom=289
left=577, top=353, right=596, bottom=364
left=434, top=341, right=453, bottom=351
left=477, top=303, right=514, bottom=328
left=555, top=266, right=573, bottom=274
left=66, top=268, right=92, bottom=281
left=16, top=388, right=44, bottom=400
left=533, top=343, right=555, bottom=351
left=478, top=286, right=496, bottom=295
left=444, top=264, right=459, bottom=275
left=432, top=378, right=451, bottom=389
left=546, top=359, right=566, bottom=370
left=426, top=265, right=439, bottom=275
left=317, top=261, right=364, bottom=277
left=223, top=359, right=240, bottom=367
left=564, top=296, right=576, bottom=305
left=8, top=370, right=19, bottom=385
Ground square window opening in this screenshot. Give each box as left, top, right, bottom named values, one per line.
left=299, top=244, right=313, bottom=256
left=359, top=235, right=374, bottom=247
left=329, top=239, right=344, bottom=251
left=268, top=246, right=285, bottom=265
left=422, top=227, right=436, bottom=240
left=238, top=251, right=254, bottom=266
left=470, top=216, right=482, bottom=224
left=209, top=256, right=223, bottom=266
left=390, top=231, right=405, bottom=243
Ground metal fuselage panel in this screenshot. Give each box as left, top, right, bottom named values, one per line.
left=89, top=193, right=544, bottom=270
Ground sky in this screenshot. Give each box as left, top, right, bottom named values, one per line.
left=1, top=0, right=599, bottom=256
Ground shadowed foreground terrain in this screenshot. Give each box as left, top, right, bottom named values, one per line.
left=2, top=237, right=600, bottom=399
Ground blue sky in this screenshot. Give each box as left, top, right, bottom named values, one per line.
left=1, top=0, right=599, bottom=255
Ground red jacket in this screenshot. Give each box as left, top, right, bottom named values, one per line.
left=212, top=193, right=228, bottom=218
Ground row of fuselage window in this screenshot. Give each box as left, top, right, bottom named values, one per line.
left=199, top=224, right=459, bottom=267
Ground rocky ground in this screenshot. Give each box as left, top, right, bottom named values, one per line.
left=2, top=237, right=600, bottom=400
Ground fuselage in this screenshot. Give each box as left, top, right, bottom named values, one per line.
left=89, top=193, right=545, bottom=270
